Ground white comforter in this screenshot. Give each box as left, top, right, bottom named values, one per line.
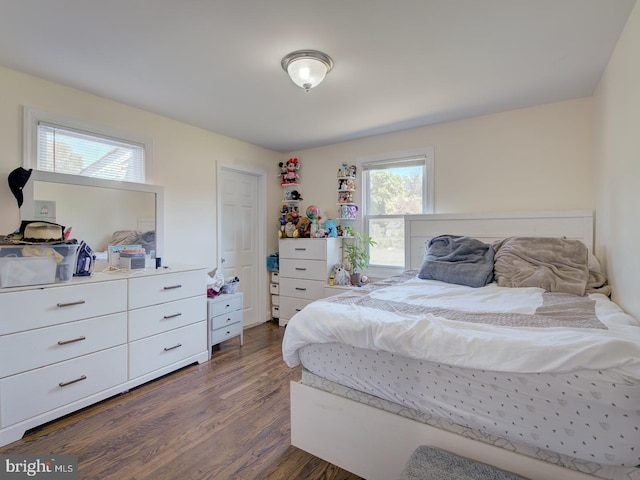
left=282, top=276, right=640, bottom=378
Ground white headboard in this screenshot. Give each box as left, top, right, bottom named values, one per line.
left=405, top=210, right=593, bottom=269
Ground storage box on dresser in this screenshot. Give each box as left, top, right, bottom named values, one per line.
left=278, top=238, right=341, bottom=326
left=0, top=265, right=208, bottom=447
left=207, top=292, right=243, bottom=354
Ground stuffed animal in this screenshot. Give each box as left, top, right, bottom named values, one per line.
left=332, top=262, right=350, bottom=286
left=282, top=158, right=300, bottom=184
left=324, top=219, right=338, bottom=237
left=290, top=190, right=303, bottom=201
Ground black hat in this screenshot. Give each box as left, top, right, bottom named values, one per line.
left=8, top=167, right=33, bottom=207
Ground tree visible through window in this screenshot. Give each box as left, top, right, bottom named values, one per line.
left=23, top=107, right=149, bottom=184
left=362, top=148, right=434, bottom=269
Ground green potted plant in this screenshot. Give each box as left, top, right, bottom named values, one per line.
left=342, top=231, right=377, bottom=285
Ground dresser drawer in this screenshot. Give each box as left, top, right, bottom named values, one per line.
left=279, top=277, right=327, bottom=300
left=280, top=259, right=332, bottom=281
left=129, top=321, right=206, bottom=379
left=279, top=297, right=315, bottom=320
left=0, top=345, right=127, bottom=428
left=129, top=296, right=206, bottom=341
left=0, top=280, right=127, bottom=335
left=0, top=312, right=127, bottom=378
left=128, top=270, right=204, bottom=309
left=210, top=309, right=242, bottom=330
left=279, top=239, right=331, bottom=260
left=211, top=321, right=243, bottom=345
left=207, top=293, right=242, bottom=316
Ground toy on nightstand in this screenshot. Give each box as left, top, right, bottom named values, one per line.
left=331, top=262, right=351, bottom=286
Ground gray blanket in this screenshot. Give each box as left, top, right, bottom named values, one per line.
left=418, top=235, right=494, bottom=288
left=493, top=236, right=589, bottom=296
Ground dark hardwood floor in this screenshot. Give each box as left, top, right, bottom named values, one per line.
left=0, top=322, right=362, bottom=480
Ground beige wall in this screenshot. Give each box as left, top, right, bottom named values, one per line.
left=284, top=97, right=594, bottom=231
left=594, top=1, right=640, bottom=320
left=0, top=66, right=281, bottom=268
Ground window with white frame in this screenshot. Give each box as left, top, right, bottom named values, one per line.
left=23, top=107, right=150, bottom=183
left=361, top=147, right=434, bottom=270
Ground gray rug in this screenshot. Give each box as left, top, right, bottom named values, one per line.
left=397, top=445, right=528, bottom=480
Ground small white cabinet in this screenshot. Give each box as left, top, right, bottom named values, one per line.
left=278, top=238, right=341, bottom=326
left=0, top=265, right=207, bottom=447
left=207, top=292, right=243, bottom=353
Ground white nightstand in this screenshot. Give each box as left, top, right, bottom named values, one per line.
left=207, top=292, right=243, bottom=355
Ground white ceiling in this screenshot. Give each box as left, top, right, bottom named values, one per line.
left=0, top=1, right=635, bottom=153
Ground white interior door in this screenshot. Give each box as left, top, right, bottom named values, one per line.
left=218, top=165, right=264, bottom=328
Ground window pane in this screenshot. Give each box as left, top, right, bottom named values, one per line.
left=37, top=123, right=145, bottom=182
left=368, top=165, right=423, bottom=215
left=368, top=217, right=405, bottom=267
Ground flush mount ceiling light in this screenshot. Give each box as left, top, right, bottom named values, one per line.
left=281, top=50, right=334, bottom=92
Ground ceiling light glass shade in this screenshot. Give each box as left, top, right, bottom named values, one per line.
left=281, top=50, right=334, bottom=92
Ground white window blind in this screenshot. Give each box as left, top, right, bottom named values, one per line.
left=36, top=122, right=145, bottom=182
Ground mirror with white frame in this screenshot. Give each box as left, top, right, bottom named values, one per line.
left=20, top=171, right=164, bottom=261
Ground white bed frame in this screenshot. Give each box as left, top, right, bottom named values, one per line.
left=291, top=210, right=599, bottom=480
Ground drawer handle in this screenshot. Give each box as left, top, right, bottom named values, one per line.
left=226, top=317, right=232, bottom=323
left=164, top=343, right=182, bottom=351
left=57, top=336, right=86, bottom=345
left=294, top=247, right=307, bottom=251
left=163, top=284, right=182, bottom=290
left=295, top=267, right=307, bottom=271
left=59, top=375, right=87, bottom=387
left=295, top=308, right=302, bottom=312
left=163, top=312, right=183, bottom=319
left=56, top=300, right=86, bottom=308
left=295, top=287, right=307, bottom=291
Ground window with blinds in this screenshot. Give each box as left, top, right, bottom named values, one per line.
left=36, top=123, right=145, bottom=183
left=361, top=148, right=434, bottom=269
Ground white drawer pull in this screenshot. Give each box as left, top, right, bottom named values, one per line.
left=163, top=312, right=183, bottom=319
left=59, top=375, right=87, bottom=387
left=56, top=300, right=86, bottom=308
left=295, top=267, right=307, bottom=271
left=294, top=247, right=307, bottom=251
left=164, top=343, right=182, bottom=351
left=163, top=284, right=182, bottom=290
left=295, top=287, right=307, bottom=291
left=57, top=336, right=86, bottom=345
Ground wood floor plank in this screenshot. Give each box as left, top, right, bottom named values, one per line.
left=0, top=322, right=362, bottom=480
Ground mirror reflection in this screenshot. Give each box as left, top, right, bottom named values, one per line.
left=21, top=171, right=163, bottom=260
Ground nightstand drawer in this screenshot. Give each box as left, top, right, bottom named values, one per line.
left=208, top=293, right=243, bottom=314
left=279, top=239, right=330, bottom=260
left=210, top=309, right=242, bottom=330
left=211, top=321, right=243, bottom=345
left=280, top=259, right=331, bottom=281
left=280, top=278, right=326, bottom=300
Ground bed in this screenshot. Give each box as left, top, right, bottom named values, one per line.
left=281, top=211, right=640, bottom=480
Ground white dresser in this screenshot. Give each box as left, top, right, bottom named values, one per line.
left=207, top=292, right=243, bottom=354
left=278, top=238, right=341, bottom=326
left=0, top=265, right=207, bottom=447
